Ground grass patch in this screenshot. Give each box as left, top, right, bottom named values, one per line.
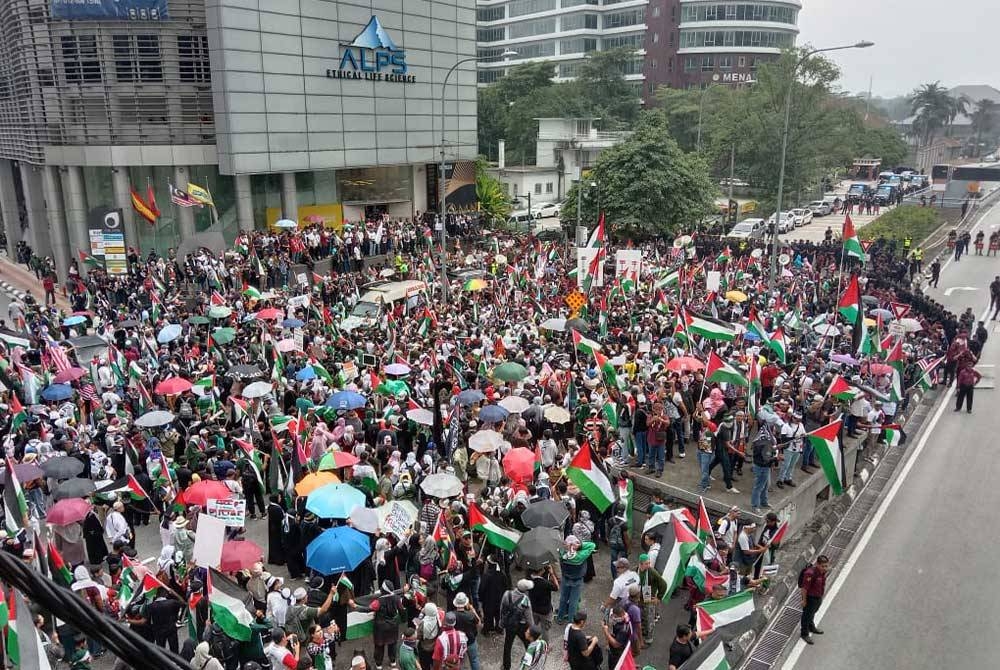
left=859, top=205, right=942, bottom=244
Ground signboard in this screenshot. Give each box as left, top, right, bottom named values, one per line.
left=193, top=514, right=226, bottom=568
left=326, top=16, right=415, bottom=84
left=341, top=360, right=358, bottom=380
left=615, top=250, right=642, bottom=280
left=706, top=270, right=721, bottom=293
left=89, top=229, right=105, bottom=257
left=266, top=203, right=344, bottom=232
left=51, top=0, right=168, bottom=20
left=297, top=272, right=309, bottom=286
left=576, top=248, right=604, bottom=288
left=718, top=72, right=756, bottom=84
left=288, top=294, right=311, bottom=309
left=376, top=500, right=416, bottom=537
left=293, top=328, right=305, bottom=353
left=206, top=498, right=246, bottom=527
left=100, top=209, right=128, bottom=275
left=888, top=322, right=906, bottom=338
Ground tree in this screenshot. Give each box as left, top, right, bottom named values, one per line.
left=560, top=110, right=717, bottom=238
left=475, top=157, right=511, bottom=224
left=573, top=49, right=641, bottom=128
left=970, top=99, right=998, bottom=156
left=909, top=82, right=954, bottom=149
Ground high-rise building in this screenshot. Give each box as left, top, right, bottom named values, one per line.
left=476, top=0, right=800, bottom=101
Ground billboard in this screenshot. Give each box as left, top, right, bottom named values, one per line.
left=88, top=208, right=128, bottom=275
left=50, top=0, right=168, bottom=20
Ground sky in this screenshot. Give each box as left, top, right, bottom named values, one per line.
left=797, top=0, right=1000, bottom=97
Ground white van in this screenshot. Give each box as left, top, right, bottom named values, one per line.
left=506, top=210, right=535, bottom=229
left=340, top=279, right=427, bottom=332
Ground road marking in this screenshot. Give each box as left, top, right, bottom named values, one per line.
left=939, top=199, right=1000, bottom=276
left=943, top=286, right=980, bottom=296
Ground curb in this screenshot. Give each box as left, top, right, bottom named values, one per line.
left=0, top=279, right=29, bottom=303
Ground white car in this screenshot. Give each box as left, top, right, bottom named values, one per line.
left=790, top=208, right=813, bottom=226
left=767, top=211, right=795, bottom=234
left=808, top=200, right=832, bottom=216
left=727, top=218, right=766, bottom=239
left=530, top=202, right=562, bottom=218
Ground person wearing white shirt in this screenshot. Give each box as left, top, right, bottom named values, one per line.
left=104, top=501, right=131, bottom=546
left=778, top=412, right=807, bottom=487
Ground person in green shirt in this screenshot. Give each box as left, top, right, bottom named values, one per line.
left=519, top=625, right=548, bottom=670
left=637, top=553, right=668, bottom=645
left=556, top=535, right=597, bottom=623
left=399, top=627, right=422, bottom=670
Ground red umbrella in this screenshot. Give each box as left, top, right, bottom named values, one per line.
left=46, top=498, right=92, bottom=526
left=219, top=539, right=263, bottom=572
left=54, top=367, right=88, bottom=383
left=666, top=356, right=705, bottom=373
left=863, top=363, right=892, bottom=376
left=255, top=308, right=282, bottom=320
left=180, top=480, right=232, bottom=507
left=155, top=377, right=193, bottom=395
left=318, top=450, right=360, bottom=470
left=503, top=447, right=537, bottom=484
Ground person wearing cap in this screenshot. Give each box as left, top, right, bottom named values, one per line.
left=284, top=583, right=337, bottom=641
left=777, top=411, right=806, bottom=488
left=432, top=610, right=468, bottom=670
left=557, top=535, right=596, bottom=624
left=453, top=593, right=482, bottom=670
left=636, top=553, right=667, bottom=645
left=500, top=580, right=534, bottom=670
left=104, top=501, right=131, bottom=547
left=606, top=558, right=639, bottom=609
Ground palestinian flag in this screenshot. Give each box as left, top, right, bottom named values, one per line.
left=696, top=497, right=715, bottom=550
left=468, top=501, right=521, bottom=552
left=885, top=338, right=906, bottom=401
left=855, top=324, right=875, bottom=356
left=655, top=270, right=679, bottom=290
left=193, top=375, right=214, bottom=396
left=572, top=329, right=602, bottom=355
left=96, top=474, right=149, bottom=500
left=210, top=291, right=227, bottom=306
left=685, top=638, right=731, bottom=670
left=187, top=590, right=204, bottom=641
left=618, top=479, right=634, bottom=532
left=882, top=425, right=902, bottom=447
left=345, top=610, right=375, bottom=640
left=826, top=375, right=861, bottom=401
left=206, top=571, right=254, bottom=642
left=231, top=397, right=250, bottom=422
left=7, top=588, right=52, bottom=670
left=673, top=308, right=691, bottom=346
left=271, top=346, right=285, bottom=382
left=746, top=321, right=771, bottom=346
left=746, top=357, right=761, bottom=419
left=654, top=290, right=671, bottom=313
left=688, top=315, right=736, bottom=342
left=838, top=274, right=862, bottom=325
left=432, top=511, right=457, bottom=570
left=613, top=642, right=636, bottom=670
left=662, top=515, right=701, bottom=597
left=566, top=443, right=615, bottom=512
left=695, top=590, right=756, bottom=634
left=243, top=286, right=262, bottom=300
left=3, top=456, right=28, bottom=534
left=767, top=327, right=787, bottom=364
left=48, top=543, right=73, bottom=586
left=706, top=351, right=748, bottom=387
left=602, top=401, right=619, bottom=429
left=716, top=245, right=732, bottom=264
left=685, top=552, right=728, bottom=593
left=806, top=420, right=845, bottom=495
left=767, top=519, right=789, bottom=548
left=77, top=249, right=102, bottom=269
left=310, top=361, right=335, bottom=385
left=594, top=351, right=617, bottom=389
left=137, top=382, right=153, bottom=412
left=842, top=214, right=865, bottom=261
left=9, top=394, right=26, bottom=433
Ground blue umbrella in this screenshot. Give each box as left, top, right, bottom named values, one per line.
left=457, top=389, right=486, bottom=407
left=295, top=366, right=317, bottom=381
left=157, top=324, right=182, bottom=344
left=282, top=318, right=305, bottom=329
left=325, top=390, right=367, bottom=410
left=478, top=404, right=509, bottom=424
left=62, top=316, right=86, bottom=326
left=41, top=384, right=73, bottom=402
left=306, top=526, right=372, bottom=575
left=743, top=331, right=760, bottom=342
left=306, top=483, right=367, bottom=519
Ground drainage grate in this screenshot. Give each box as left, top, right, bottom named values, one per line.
left=750, top=608, right=802, bottom=664
left=828, top=529, right=854, bottom=549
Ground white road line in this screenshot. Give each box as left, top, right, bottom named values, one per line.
left=938, top=201, right=1000, bottom=276
left=784, top=298, right=995, bottom=669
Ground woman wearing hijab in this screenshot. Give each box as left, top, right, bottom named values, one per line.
left=189, top=641, right=224, bottom=670
left=415, top=602, right=442, bottom=670
left=266, top=495, right=287, bottom=566
left=478, top=554, right=508, bottom=636
left=417, top=534, right=439, bottom=582
left=82, top=508, right=108, bottom=565
left=51, top=521, right=87, bottom=567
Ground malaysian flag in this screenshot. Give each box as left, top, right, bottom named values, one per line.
left=169, top=183, right=201, bottom=208
left=46, top=341, right=73, bottom=374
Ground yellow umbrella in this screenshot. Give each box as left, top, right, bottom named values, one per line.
left=295, top=471, right=341, bottom=496
left=725, top=290, right=748, bottom=303
left=863, top=317, right=877, bottom=327
left=463, top=278, right=488, bottom=292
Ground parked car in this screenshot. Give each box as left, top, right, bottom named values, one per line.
left=790, top=208, right=813, bottom=226
left=875, top=185, right=897, bottom=205
left=847, top=183, right=872, bottom=203
left=767, top=211, right=795, bottom=233
left=506, top=210, right=535, bottom=230
left=808, top=200, right=832, bottom=216
left=530, top=201, right=562, bottom=218
left=727, top=218, right=766, bottom=240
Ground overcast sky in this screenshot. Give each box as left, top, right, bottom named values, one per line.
left=797, top=0, right=1000, bottom=97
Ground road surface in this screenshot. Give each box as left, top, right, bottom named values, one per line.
left=782, top=199, right=1000, bottom=670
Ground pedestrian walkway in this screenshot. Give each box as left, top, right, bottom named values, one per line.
left=0, top=255, right=72, bottom=310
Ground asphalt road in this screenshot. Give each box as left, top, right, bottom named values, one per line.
left=782, top=200, right=1000, bottom=670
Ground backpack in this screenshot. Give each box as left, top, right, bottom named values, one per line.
left=608, top=520, right=625, bottom=551
left=208, top=625, right=238, bottom=667
left=500, top=591, right=528, bottom=632
left=753, top=428, right=776, bottom=465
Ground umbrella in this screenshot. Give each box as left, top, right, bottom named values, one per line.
left=515, top=527, right=563, bottom=569
left=861, top=295, right=879, bottom=306
left=463, top=278, right=488, bottom=291
left=456, top=389, right=485, bottom=406
left=666, top=356, right=704, bottom=373
left=899, top=317, right=923, bottom=332
left=325, top=390, right=367, bottom=410
left=219, top=540, right=264, bottom=572
left=468, top=430, right=503, bottom=453
left=419, top=473, right=464, bottom=499
left=3, top=463, right=43, bottom=484
left=479, top=404, right=509, bottom=424
left=725, top=290, right=748, bottom=303
left=406, top=408, right=434, bottom=426
left=275, top=218, right=298, bottom=229
left=869, top=308, right=894, bottom=321
left=52, top=478, right=96, bottom=500
left=492, top=362, right=529, bottom=382
left=295, top=471, right=341, bottom=496
left=67, top=335, right=106, bottom=349
left=208, top=305, right=233, bottom=319
left=187, top=315, right=210, bottom=325
left=307, top=483, right=366, bottom=519
left=62, top=315, right=87, bottom=327
left=385, top=363, right=411, bottom=376
left=864, top=362, right=893, bottom=376
left=376, top=379, right=410, bottom=397
left=282, top=318, right=305, bottom=329
left=499, top=396, right=530, bottom=414
left=276, top=338, right=299, bottom=353
left=566, top=318, right=589, bottom=333
left=242, top=381, right=273, bottom=399
left=41, top=384, right=74, bottom=402
left=157, top=324, right=183, bottom=343
left=118, top=319, right=142, bottom=328
left=318, top=450, right=360, bottom=470
left=503, top=447, right=537, bottom=483
left=295, top=366, right=317, bottom=381
left=543, top=405, right=571, bottom=424
left=227, top=364, right=264, bottom=380
left=349, top=505, right=380, bottom=534
left=134, top=410, right=176, bottom=428
left=156, top=377, right=192, bottom=395
left=539, top=318, right=566, bottom=332
left=254, top=308, right=282, bottom=320
left=212, top=327, right=237, bottom=345
left=296, top=397, right=315, bottom=413
left=40, top=456, right=84, bottom=479
left=53, top=367, right=87, bottom=383
left=182, top=480, right=232, bottom=507
left=46, top=498, right=92, bottom=526
left=306, top=526, right=371, bottom=574
left=830, top=354, right=860, bottom=366
left=521, top=500, right=569, bottom=529
left=813, top=324, right=840, bottom=337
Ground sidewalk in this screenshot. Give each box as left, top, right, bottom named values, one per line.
left=0, top=256, right=72, bottom=311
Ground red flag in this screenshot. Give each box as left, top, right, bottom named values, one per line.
left=210, top=291, right=227, bottom=306
left=768, top=519, right=789, bottom=547
left=147, top=184, right=161, bottom=218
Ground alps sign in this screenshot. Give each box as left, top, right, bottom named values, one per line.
left=327, top=16, right=416, bottom=84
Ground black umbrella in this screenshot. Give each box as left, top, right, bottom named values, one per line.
left=39, top=456, right=84, bottom=480
left=52, top=478, right=96, bottom=500
left=118, top=319, right=141, bottom=328
left=226, top=364, right=264, bottom=380
left=515, top=527, right=563, bottom=569
left=521, top=500, right=570, bottom=529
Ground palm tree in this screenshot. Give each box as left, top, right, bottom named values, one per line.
left=909, top=82, right=953, bottom=149
left=970, top=99, right=998, bottom=155
left=945, top=94, right=969, bottom=136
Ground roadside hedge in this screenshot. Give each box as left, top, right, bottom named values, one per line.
left=860, top=205, right=941, bottom=244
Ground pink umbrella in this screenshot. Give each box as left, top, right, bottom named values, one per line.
left=276, top=338, right=299, bottom=353
left=46, top=498, right=92, bottom=526
left=863, top=362, right=893, bottom=376
left=54, top=367, right=88, bottom=383
left=179, top=480, right=232, bottom=507
left=666, top=356, right=704, bottom=373
left=255, top=308, right=282, bottom=320
left=503, top=447, right=537, bottom=484
left=219, top=539, right=263, bottom=572
left=155, top=377, right=193, bottom=395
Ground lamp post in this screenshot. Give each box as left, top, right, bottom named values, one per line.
left=768, top=41, right=874, bottom=291
left=439, top=51, right=516, bottom=304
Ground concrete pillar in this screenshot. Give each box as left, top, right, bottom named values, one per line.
left=62, top=166, right=90, bottom=272
left=19, top=164, right=52, bottom=259
left=110, top=167, right=139, bottom=254
left=173, top=166, right=196, bottom=239
left=0, top=159, right=22, bottom=252
left=281, top=171, right=298, bottom=220
left=41, top=166, right=70, bottom=284
left=234, top=174, right=254, bottom=232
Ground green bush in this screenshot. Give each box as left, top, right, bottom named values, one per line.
left=860, top=205, right=941, bottom=244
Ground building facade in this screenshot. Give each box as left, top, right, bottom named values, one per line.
left=0, top=0, right=478, bottom=282
left=475, top=0, right=799, bottom=101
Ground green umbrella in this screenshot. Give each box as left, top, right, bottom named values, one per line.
left=212, top=327, right=237, bottom=345
left=188, top=315, right=210, bottom=325
left=376, top=379, right=410, bottom=397
left=315, top=406, right=337, bottom=422
left=492, top=361, right=529, bottom=382
left=295, top=397, right=315, bottom=412
left=208, top=305, right=232, bottom=319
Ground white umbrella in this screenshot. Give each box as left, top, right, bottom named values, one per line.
left=242, top=381, right=273, bottom=399
left=134, top=410, right=176, bottom=428
left=420, top=472, right=464, bottom=499
left=468, top=430, right=503, bottom=453
left=348, top=505, right=379, bottom=534
left=275, top=219, right=298, bottom=229
left=539, top=318, right=566, bottom=332
left=813, top=323, right=840, bottom=337
left=899, top=317, right=923, bottom=332
left=406, top=408, right=434, bottom=426
left=543, top=405, right=571, bottom=423
left=499, top=396, right=530, bottom=414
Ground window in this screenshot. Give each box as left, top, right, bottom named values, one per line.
left=503, top=183, right=510, bottom=195
left=477, top=5, right=505, bottom=21
left=669, top=31, right=674, bottom=46
left=719, top=55, right=733, bottom=70
left=619, top=57, right=644, bottom=75
left=668, top=56, right=674, bottom=71
left=701, top=55, right=714, bottom=71
left=61, top=35, right=101, bottom=84
left=603, top=34, right=643, bottom=50
left=558, top=61, right=583, bottom=78
left=559, top=37, right=597, bottom=54
left=561, top=0, right=598, bottom=6
left=117, top=96, right=168, bottom=126
left=534, top=183, right=542, bottom=195
left=112, top=34, right=162, bottom=83
left=560, top=13, right=597, bottom=30
left=684, top=56, right=698, bottom=72
left=478, top=69, right=503, bottom=83
left=653, top=6, right=660, bottom=17
left=513, top=183, right=518, bottom=195
left=546, top=182, right=553, bottom=193
left=738, top=55, right=746, bottom=67
left=509, top=18, right=555, bottom=39
left=508, top=0, right=556, bottom=18
left=511, top=42, right=556, bottom=58
left=604, top=8, right=644, bottom=29
left=652, top=32, right=659, bottom=43
left=680, top=3, right=798, bottom=24
left=679, top=29, right=794, bottom=49
left=650, top=58, right=657, bottom=69
left=477, top=27, right=505, bottom=42
left=180, top=92, right=214, bottom=125
left=178, top=35, right=211, bottom=83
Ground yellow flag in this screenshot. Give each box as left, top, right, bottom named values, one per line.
left=186, top=182, right=214, bottom=207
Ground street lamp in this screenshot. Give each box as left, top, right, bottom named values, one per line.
left=438, top=50, right=516, bottom=303
left=768, top=41, right=874, bottom=290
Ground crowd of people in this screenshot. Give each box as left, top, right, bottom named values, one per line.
left=0, top=210, right=962, bottom=670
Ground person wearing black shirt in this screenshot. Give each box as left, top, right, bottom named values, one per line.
left=567, top=612, right=600, bottom=670
left=148, top=589, right=184, bottom=652
left=454, top=593, right=482, bottom=670
left=668, top=625, right=698, bottom=670
left=528, top=565, right=558, bottom=636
